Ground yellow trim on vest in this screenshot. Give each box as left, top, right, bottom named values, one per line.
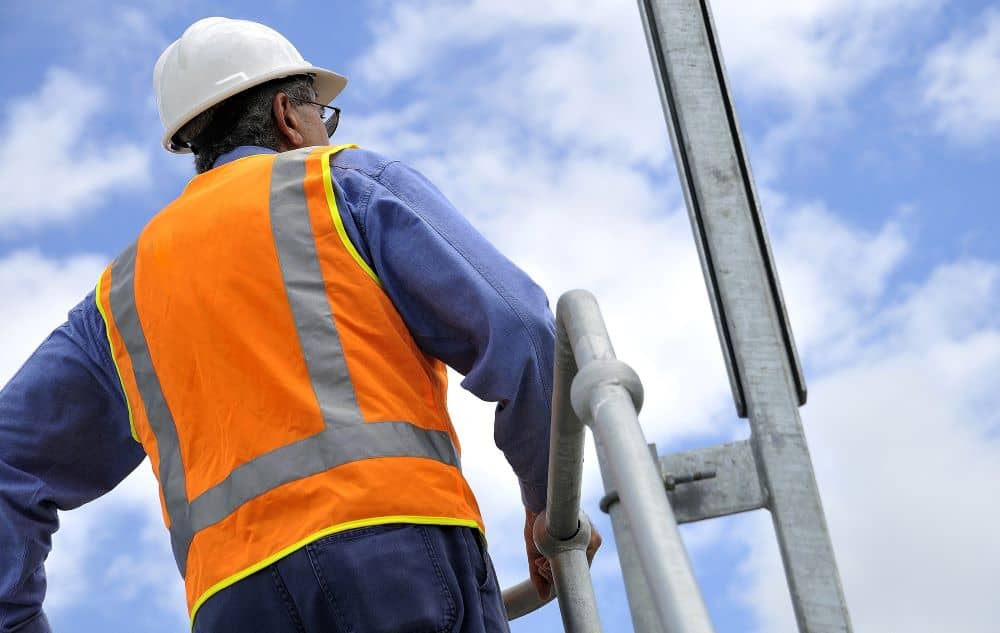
left=319, top=145, right=383, bottom=287
left=188, top=515, right=482, bottom=627
left=94, top=276, right=140, bottom=443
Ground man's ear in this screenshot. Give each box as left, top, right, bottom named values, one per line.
left=273, top=92, right=305, bottom=150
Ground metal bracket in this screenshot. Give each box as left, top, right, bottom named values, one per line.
left=599, top=440, right=767, bottom=526
left=599, top=469, right=717, bottom=514
left=658, top=440, right=767, bottom=524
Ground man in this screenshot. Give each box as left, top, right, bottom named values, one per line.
left=0, top=16, right=600, bottom=633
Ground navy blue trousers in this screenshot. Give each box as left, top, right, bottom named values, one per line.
left=192, top=524, right=511, bottom=633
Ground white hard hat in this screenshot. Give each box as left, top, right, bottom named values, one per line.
left=154, top=17, right=347, bottom=153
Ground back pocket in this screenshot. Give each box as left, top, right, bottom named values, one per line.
left=306, top=524, right=457, bottom=633
left=460, top=528, right=490, bottom=590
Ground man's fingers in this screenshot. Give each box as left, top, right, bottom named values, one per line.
left=529, top=562, right=553, bottom=599
left=536, top=557, right=552, bottom=582
left=525, top=508, right=552, bottom=600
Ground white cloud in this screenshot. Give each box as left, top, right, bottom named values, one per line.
left=712, top=0, right=939, bottom=109
left=0, top=68, right=150, bottom=231
left=359, top=0, right=937, bottom=112
left=356, top=0, right=616, bottom=90
left=350, top=0, right=673, bottom=168
left=707, top=0, right=944, bottom=177
left=350, top=0, right=942, bottom=178
left=922, top=8, right=1000, bottom=144
left=0, top=250, right=105, bottom=383
left=73, top=6, right=170, bottom=71
left=770, top=201, right=909, bottom=365
left=738, top=259, right=1000, bottom=632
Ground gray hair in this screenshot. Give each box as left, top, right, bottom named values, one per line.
left=175, top=75, right=316, bottom=174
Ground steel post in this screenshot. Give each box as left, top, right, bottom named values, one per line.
left=636, top=0, right=853, bottom=630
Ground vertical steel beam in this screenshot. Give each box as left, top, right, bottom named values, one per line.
left=636, top=1, right=853, bottom=631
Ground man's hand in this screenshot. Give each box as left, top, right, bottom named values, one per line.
left=524, top=508, right=603, bottom=600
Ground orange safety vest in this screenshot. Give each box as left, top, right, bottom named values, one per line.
left=95, top=145, right=484, bottom=623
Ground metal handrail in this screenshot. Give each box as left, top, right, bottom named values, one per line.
left=499, top=288, right=604, bottom=630
left=502, top=579, right=554, bottom=620
left=501, top=290, right=714, bottom=632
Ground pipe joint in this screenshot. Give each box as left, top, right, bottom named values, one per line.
left=533, top=510, right=594, bottom=558
left=570, top=359, right=644, bottom=421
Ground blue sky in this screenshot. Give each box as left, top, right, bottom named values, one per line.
left=1, top=1, right=999, bottom=631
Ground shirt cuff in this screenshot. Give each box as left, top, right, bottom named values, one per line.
left=9, top=611, right=51, bottom=633
left=519, top=478, right=548, bottom=513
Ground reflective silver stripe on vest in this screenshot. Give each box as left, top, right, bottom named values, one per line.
left=188, top=422, right=459, bottom=532
left=107, top=147, right=460, bottom=576
left=269, top=149, right=365, bottom=430
left=108, top=244, right=194, bottom=572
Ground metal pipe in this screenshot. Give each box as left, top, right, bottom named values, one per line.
left=502, top=580, right=554, bottom=620
left=545, top=317, right=587, bottom=540
left=550, top=550, right=601, bottom=632
left=559, top=290, right=714, bottom=633
left=503, top=290, right=714, bottom=630
left=500, top=289, right=606, bottom=628
left=534, top=511, right=602, bottom=633
left=594, top=436, right=662, bottom=633
left=558, top=292, right=617, bottom=367
left=586, top=385, right=714, bottom=633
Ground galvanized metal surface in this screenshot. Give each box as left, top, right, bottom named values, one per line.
left=534, top=511, right=603, bottom=633
left=500, top=290, right=607, bottom=630
left=561, top=291, right=715, bottom=633
left=637, top=0, right=853, bottom=630
left=659, top=441, right=766, bottom=524
left=587, top=385, right=714, bottom=633
left=546, top=314, right=589, bottom=540
left=547, top=548, right=603, bottom=633
left=503, top=291, right=719, bottom=630
left=502, top=580, right=555, bottom=621
left=637, top=0, right=806, bottom=419
left=593, top=438, right=662, bottom=633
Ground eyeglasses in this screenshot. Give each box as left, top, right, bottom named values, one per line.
left=291, top=97, right=341, bottom=137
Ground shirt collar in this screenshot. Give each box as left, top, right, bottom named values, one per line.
left=213, top=145, right=277, bottom=168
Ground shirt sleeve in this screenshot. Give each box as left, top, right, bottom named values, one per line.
left=334, top=157, right=555, bottom=512
left=0, top=293, right=145, bottom=633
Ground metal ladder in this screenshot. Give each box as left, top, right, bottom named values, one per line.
left=498, top=0, right=854, bottom=631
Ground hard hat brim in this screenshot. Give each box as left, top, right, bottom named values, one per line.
left=162, top=66, right=348, bottom=154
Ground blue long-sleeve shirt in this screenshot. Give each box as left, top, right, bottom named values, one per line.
left=0, top=146, right=555, bottom=633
